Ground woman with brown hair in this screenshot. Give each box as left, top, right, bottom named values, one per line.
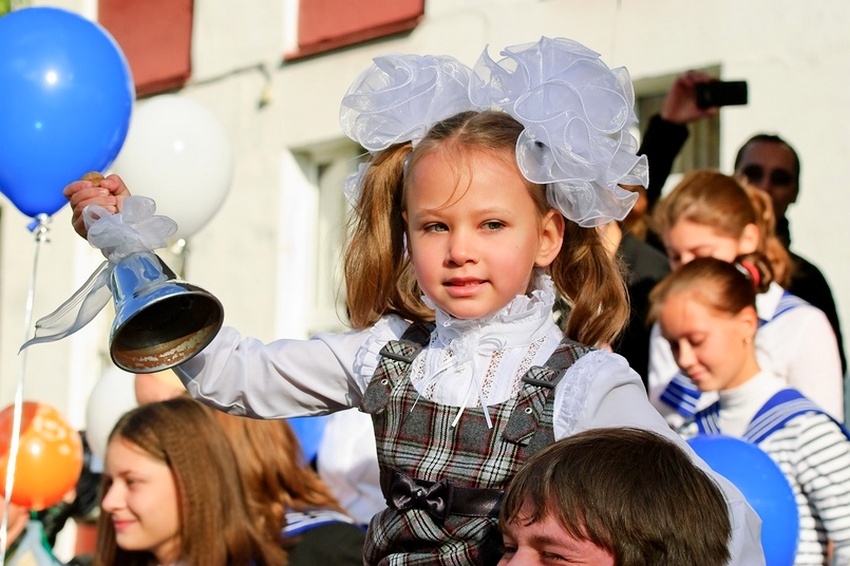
left=648, top=169, right=842, bottom=426
left=94, top=396, right=287, bottom=566
left=650, top=255, right=850, bottom=565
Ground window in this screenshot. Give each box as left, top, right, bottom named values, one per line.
left=633, top=67, right=721, bottom=194
left=291, top=142, right=365, bottom=335
left=285, top=0, right=424, bottom=60
left=98, top=0, right=193, bottom=96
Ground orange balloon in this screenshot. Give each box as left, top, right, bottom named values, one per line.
left=0, top=401, right=83, bottom=510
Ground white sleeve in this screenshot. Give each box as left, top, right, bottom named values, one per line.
left=317, top=408, right=385, bottom=525
left=172, top=317, right=408, bottom=418
left=554, top=351, right=766, bottom=566
left=757, top=306, right=844, bottom=421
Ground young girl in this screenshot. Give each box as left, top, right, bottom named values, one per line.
left=95, top=397, right=287, bottom=566
left=650, top=255, right=850, bottom=565
left=66, top=37, right=763, bottom=564
left=133, top=372, right=365, bottom=564
left=648, top=169, right=843, bottom=426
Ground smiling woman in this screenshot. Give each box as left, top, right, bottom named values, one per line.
left=94, top=397, right=287, bottom=566
left=101, top=439, right=180, bottom=564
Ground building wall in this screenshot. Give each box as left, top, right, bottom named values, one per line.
left=4, top=0, right=849, bottom=429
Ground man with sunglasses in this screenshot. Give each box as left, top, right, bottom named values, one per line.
left=638, top=71, right=846, bottom=375
left=734, top=134, right=799, bottom=247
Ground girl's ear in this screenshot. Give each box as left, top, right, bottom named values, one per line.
left=535, top=210, right=565, bottom=267
left=737, top=223, right=760, bottom=254
left=737, top=305, right=759, bottom=340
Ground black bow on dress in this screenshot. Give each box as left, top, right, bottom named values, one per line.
left=387, top=472, right=454, bottom=521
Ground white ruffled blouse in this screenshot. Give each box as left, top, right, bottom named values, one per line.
left=176, top=274, right=653, bottom=439
left=173, top=275, right=764, bottom=565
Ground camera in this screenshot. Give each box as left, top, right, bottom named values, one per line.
left=695, top=80, right=748, bottom=109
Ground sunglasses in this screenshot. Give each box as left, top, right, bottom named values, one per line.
left=739, top=165, right=795, bottom=187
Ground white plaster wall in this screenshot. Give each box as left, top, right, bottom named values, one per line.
left=3, top=0, right=849, bottom=429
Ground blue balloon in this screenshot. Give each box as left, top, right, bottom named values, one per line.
left=287, top=415, right=329, bottom=464
left=0, top=7, right=134, bottom=218
left=688, top=434, right=799, bottom=566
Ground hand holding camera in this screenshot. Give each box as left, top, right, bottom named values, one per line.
left=660, top=71, right=748, bottom=125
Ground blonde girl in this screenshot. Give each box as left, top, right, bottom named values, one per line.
left=95, top=397, right=286, bottom=566
left=67, top=38, right=763, bottom=565
left=648, top=169, right=842, bottom=425
left=650, top=255, right=850, bottom=565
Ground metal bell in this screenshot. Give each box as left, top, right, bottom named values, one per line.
left=109, top=251, right=224, bottom=373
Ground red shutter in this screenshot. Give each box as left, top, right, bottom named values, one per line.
left=288, top=0, right=424, bottom=60
left=98, top=0, right=193, bottom=96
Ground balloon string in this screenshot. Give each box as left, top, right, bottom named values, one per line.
left=169, top=237, right=190, bottom=279
left=0, top=214, right=50, bottom=566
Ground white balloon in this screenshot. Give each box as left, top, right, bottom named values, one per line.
left=85, top=365, right=138, bottom=462
left=110, top=94, right=234, bottom=241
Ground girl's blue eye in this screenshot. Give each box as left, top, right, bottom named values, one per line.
left=483, top=221, right=504, bottom=230
left=424, top=223, right=447, bottom=232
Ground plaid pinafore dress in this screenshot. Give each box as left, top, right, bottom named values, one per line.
left=360, top=322, right=590, bottom=566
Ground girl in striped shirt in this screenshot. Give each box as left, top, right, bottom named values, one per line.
left=651, top=254, right=850, bottom=565
left=648, top=170, right=843, bottom=426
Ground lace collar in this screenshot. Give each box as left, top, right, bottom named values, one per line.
left=423, top=271, right=559, bottom=351
left=409, top=272, right=562, bottom=428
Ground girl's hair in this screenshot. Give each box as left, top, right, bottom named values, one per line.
left=344, top=110, right=628, bottom=345
left=619, top=184, right=650, bottom=241
left=210, top=411, right=348, bottom=547
left=647, top=253, right=771, bottom=324
left=651, top=169, right=792, bottom=287
left=94, top=397, right=287, bottom=566
left=500, top=427, right=731, bottom=566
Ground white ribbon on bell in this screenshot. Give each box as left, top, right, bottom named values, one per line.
left=19, top=196, right=177, bottom=351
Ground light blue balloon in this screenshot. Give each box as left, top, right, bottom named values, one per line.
left=287, top=415, right=329, bottom=465
left=0, top=7, right=134, bottom=218
left=688, top=434, right=799, bottom=566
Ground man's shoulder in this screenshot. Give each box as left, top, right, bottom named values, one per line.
left=619, top=233, right=670, bottom=282
left=788, top=250, right=833, bottom=298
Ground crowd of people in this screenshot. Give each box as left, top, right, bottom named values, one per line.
left=7, top=35, right=847, bottom=566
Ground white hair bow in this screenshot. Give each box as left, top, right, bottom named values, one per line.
left=339, top=37, right=647, bottom=228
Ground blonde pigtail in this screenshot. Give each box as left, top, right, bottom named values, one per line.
left=551, top=221, right=630, bottom=347
left=344, top=143, right=435, bottom=328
